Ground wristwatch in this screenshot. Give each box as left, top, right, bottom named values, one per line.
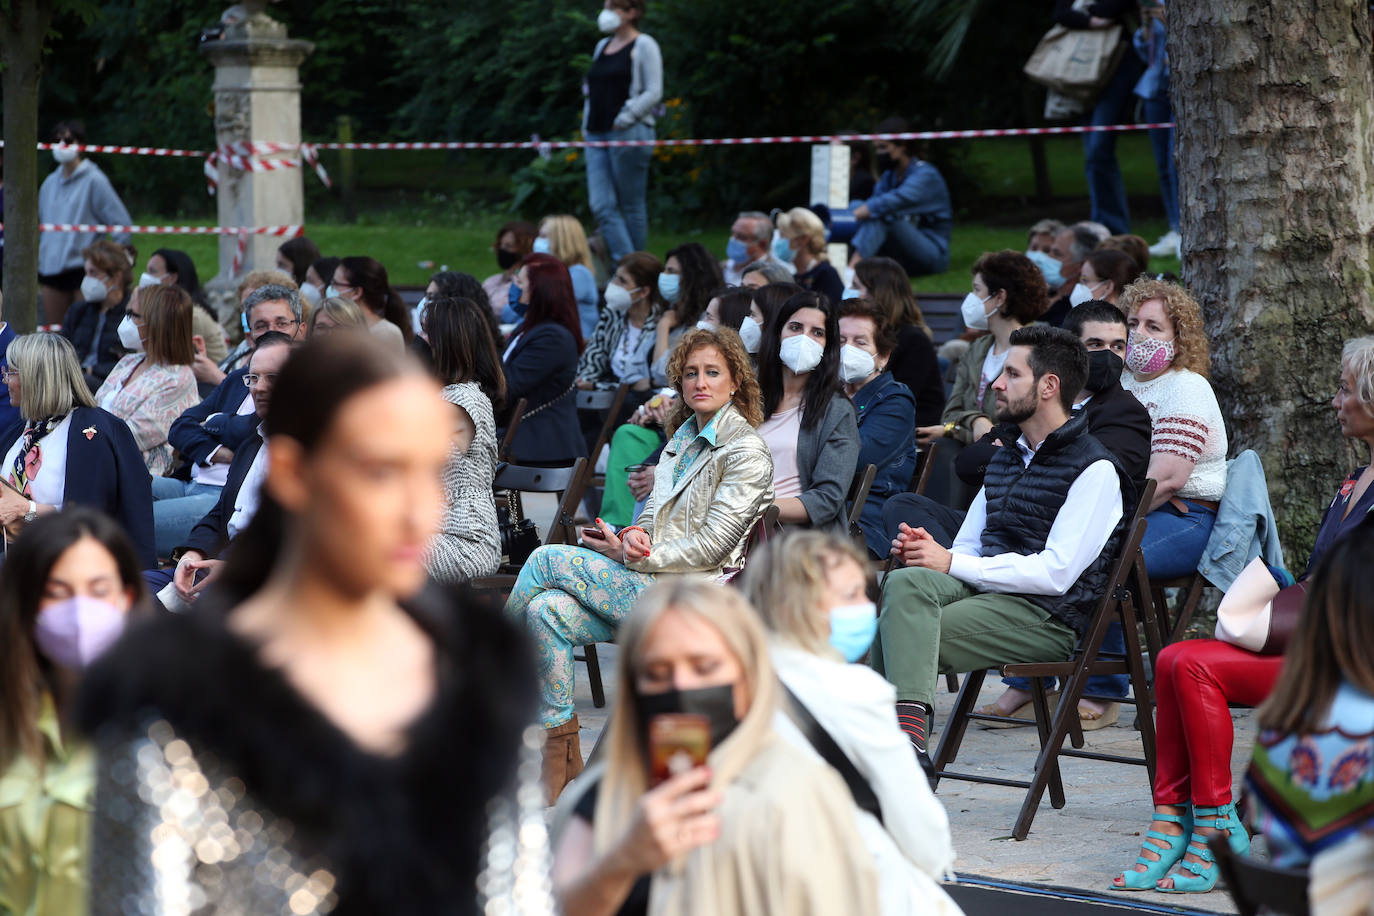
left=23, top=500, right=37, bottom=523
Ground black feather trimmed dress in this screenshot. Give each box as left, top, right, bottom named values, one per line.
left=77, top=587, right=554, bottom=915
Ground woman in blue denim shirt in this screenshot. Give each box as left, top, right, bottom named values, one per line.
left=583, top=0, right=663, bottom=263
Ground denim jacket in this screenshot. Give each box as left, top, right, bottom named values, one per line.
left=1133, top=18, right=1169, bottom=100
left=1197, top=449, right=1285, bottom=590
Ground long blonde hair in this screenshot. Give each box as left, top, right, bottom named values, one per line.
left=742, top=531, right=869, bottom=656
left=591, top=581, right=779, bottom=854
left=541, top=215, right=594, bottom=270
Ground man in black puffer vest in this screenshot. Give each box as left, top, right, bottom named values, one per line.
left=870, top=326, right=1135, bottom=762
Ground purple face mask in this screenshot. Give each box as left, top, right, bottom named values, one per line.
left=1125, top=331, right=1176, bottom=375
left=33, top=595, right=127, bottom=669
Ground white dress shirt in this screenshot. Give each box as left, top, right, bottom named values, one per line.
left=227, top=427, right=269, bottom=541
left=947, top=432, right=1122, bottom=596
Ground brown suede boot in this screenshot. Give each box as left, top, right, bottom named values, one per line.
left=543, top=716, right=585, bottom=803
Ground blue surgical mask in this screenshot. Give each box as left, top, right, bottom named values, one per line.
left=658, top=272, right=681, bottom=303
left=772, top=236, right=795, bottom=263
left=726, top=237, right=749, bottom=264
left=842, top=287, right=861, bottom=300
left=532, top=237, right=552, bottom=255
left=828, top=602, right=878, bottom=663
left=1026, top=249, right=1065, bottom=289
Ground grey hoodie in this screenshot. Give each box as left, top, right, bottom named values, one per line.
left=37, top=158, right=132, bottom=275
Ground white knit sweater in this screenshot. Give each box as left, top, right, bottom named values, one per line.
left=1122, top=368, right=1227, bottom=501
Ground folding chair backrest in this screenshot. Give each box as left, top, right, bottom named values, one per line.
left=498, top=397, right=528, bottom=462
left=914, top=440, right=941, bottom=496
left=1208, top=833, right=1309, bottom=916
left=493, top=458, right=589, bottom=546
left=845, top=463, right=877, bottom=544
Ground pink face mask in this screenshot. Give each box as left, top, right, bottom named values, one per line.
left=33, top=595, right=128, bottom=669
left=1125, top=331, right=1175, bottom=375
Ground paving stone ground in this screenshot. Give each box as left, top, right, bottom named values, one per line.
left=526, top=494, right=1253, bottom=913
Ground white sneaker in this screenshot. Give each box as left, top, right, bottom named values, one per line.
left=1149, top=230, right=1181, bottom=259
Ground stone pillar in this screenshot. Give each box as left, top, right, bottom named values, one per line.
left=199, top=7, right=312, bottom=325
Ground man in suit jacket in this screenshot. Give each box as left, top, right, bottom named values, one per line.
left=143, top=336, right=291, bottom=605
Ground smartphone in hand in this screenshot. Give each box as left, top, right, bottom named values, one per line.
left=648, top=714, right=712, bottom=786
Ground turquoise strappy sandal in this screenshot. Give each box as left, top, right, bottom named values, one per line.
left=1110, top=809, right=1193, bottom=891
left=1158, top=802, right=1250, bottom=894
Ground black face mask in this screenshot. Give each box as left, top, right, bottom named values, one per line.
left=1085, top=348, right=1125, bottom=393
left=634, top=683, right=740, bottom=755
left=496, top=248, right=520, bottom=271
left=875, top=151, right=895, bottom=173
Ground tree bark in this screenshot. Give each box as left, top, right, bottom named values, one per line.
left=1, top=0, right=54, bottom=335
left=1170, top=1, right=1374, bottom=563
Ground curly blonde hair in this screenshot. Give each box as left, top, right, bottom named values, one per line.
left=1118, top=277, right=1211, bottom=378
left=664, top=327, right=763, bottom=433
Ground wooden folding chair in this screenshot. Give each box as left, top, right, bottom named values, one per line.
left=1151, top=571, right=1209, bottom=644
left=844, top=463, right=877, bottom=549
left=1208, top=834, right=1310, bottom=916
left=914, top=439, right=941, bottom=495
left=497, top=397, right=527, bottom=462
left=578, top=383, right=632, bottom=492
left=930, top=480, right=1160, bottom=840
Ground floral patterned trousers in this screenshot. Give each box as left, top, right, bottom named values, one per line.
left=506, top=545, right=655, bottom=727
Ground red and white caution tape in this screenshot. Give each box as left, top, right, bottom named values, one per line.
left=203, top=142, right=331, bottom=195
left=11, top=223, right=305, bottom=236
left=6, top=121, right=1176, bottom=160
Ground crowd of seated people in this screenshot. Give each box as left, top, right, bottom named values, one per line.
left=2, top=196, right=1370, bottom=916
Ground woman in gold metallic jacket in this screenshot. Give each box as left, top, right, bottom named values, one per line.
left=507, top=326, right=774, bottom=801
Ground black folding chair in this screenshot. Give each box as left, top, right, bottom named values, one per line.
left=1209, top=833, right=1310, bottom=916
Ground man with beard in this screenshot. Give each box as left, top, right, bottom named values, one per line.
left=869, top=325, right=1134, bottom=765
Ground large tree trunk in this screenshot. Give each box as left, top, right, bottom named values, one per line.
left=1, top=0, right=54, bottom=335
left=1170, top=1, right=1374, bottom=563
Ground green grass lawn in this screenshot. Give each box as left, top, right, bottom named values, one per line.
left=134, top=216, right=1180, bottom=293
left=133, top=131, right=1180, bottom=290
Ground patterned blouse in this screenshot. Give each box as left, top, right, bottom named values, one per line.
left=93, top=355, right=200, bottom=477
left=1246, top=682, right=1374, bottom=869
left=426, top=382, right=501, bottom=584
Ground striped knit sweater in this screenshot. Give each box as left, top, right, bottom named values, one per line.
left=1122, top=367, right=1227, bottom=501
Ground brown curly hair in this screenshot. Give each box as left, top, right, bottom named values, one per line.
left=664, top=327, right=764, bottom=434
left=971, top=249, right=1049, bottom=324
left=1118, top=277, right=1211, bottom=378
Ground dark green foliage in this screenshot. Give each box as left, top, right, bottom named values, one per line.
left=14, top=0, right=1056, bottom=221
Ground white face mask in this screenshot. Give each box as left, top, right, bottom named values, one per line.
left=299, top=281, right=321, bottom=306
left=597, top=7, right=622, bottom=32
left=604, top=282, right=636, bottom=314
left=1069, top=282, right=1094, bottom=307
left=839, top=344, right=877, bottom=384
left=52, top=145, right=79, bottom=165
left=696, top=319, right=716, bottom=332
left=81, top=274, right=108, bottom=303
left=737, top=316, right=763, bottom=353
left=117, top=314, right=143, bottom=351
left=779, top=334, right=824, bottom=375
left=137, top=272, right=161, bottom=289
left=413, top=296, right=430, bottom=340
left=960, top=291, right=995, bottom=330
left=325, top=284, right=341, bottom=299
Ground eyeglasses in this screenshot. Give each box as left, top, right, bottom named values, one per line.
left=0, top=368, right=18, bottom=383
left=250, top=318, right=300, bottom=335
left=243, top=372, right=280, bottom=388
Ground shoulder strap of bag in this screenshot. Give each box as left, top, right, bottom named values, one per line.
left=781, top=684, right=884, bottom=826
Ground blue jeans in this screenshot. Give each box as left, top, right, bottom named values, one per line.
left=151, top=477, right=221, bottom=560
left=1003, top=620, right=1128, bottom=700
left=1140, top=499, right=1217, bottom=579
left=1083, top=53, right=1145, bottom=235
left=584, top=122, right=654, bottom=263
left=1143, top=94, right=1179, bottom=232
left=852, top=218, right=949, bottom=277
